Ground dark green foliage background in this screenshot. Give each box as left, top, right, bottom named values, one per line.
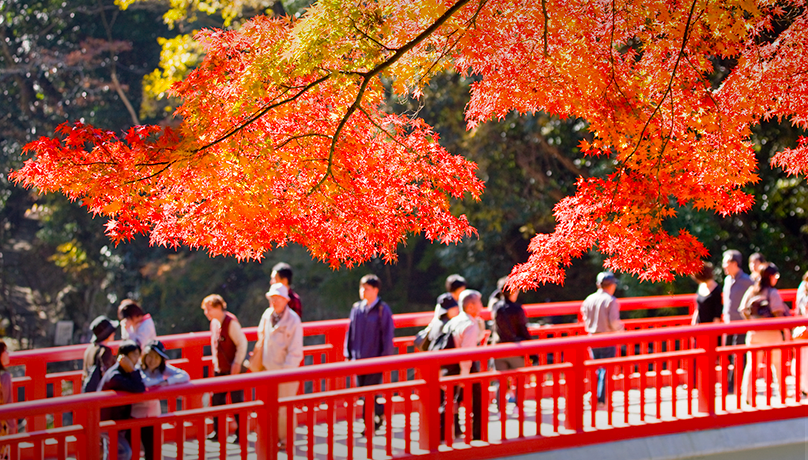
left=1, top=0, right=806, bottom=347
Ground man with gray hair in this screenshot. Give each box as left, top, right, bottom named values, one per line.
left=581, top=271, right=624, bottom=408
left=439, top=289, right=484, bottom=441
left=722, top=249, right=754, bottom=393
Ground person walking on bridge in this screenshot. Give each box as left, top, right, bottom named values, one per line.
left=256, top=283, right=303, bottom=449
left=580, top=271, right=624, bottom=409
left=344, top=274, right=395, bottom=435
left=200, top=294, right=248, bottom=443
left=722, top=250, right=754, bottom=393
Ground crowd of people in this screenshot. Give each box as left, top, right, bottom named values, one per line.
left=48, top=253, right=804, bottom=454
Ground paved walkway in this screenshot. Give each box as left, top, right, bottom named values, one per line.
left=156, top=376, right=803, bottom=459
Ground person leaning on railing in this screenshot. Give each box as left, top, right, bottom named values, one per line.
left=98, top=340, right=146, bottom=460
left=133, top=340, right=190, bottom=460
left=738, top=263, right=792, bottom=406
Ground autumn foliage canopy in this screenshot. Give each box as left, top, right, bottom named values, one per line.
left=11, top=0, right=808, bottom=288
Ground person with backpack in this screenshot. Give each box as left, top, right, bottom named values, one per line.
left=82, top=316, right=118, bottom=393
left=344, top=274, right=394, bottom=435
left=437, top=289, right=484, bottom=441
left=738, top=263, right=792, bottom=405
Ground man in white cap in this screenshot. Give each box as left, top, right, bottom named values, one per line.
left=580, top=271, right=624, bottom=408
left=257, top=283, right=303, bottom=450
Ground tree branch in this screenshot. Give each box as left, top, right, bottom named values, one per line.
left=193, top=74, right=331, bottom=153
left=310, top=0, right=475, bottom=193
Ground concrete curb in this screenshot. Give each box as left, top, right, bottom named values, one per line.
left=501, top=418, right=807, bottom=460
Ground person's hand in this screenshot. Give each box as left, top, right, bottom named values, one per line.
left=118, top=355, right=134, bottom=373
left=231, top=362, right=241, bottom=375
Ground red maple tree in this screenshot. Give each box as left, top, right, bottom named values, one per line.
left=11, top=0, right=808, bottom=286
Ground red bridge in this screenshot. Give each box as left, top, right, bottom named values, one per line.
left=0, top=292, right=805, bottom=459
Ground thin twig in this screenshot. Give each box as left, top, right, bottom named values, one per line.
left=193, top=74, right=331, bottom=153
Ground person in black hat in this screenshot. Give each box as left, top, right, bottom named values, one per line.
left=82, top=316, right=118, bottom=393
left=133, top=340, right=190, bottom=460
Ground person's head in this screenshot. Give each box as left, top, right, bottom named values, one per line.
left=265, top=283, right=290, bottom=313
left=755, top=263, right=780, bottom=292
left=435, top=293, right=460, bottom=320
left=0, top=341, right=8, bottom=371
left=117, top=340, right=141, bottom=369
left=692, top=261, right=715, bottom=284
left=141, top=340, right=169, bottom=373
left=359, top=274, right=381, bottom=303
left=90, top=315, right=118, bottom=344
left=445, top=274, right=467, bottom=300
left=722, top=250, right=743, bottom=277
left=496, top=276, right=519, bottom=303
left=596, top=271, right=618, bottom=293
left=748, top=252, right=766, bottom=275
left=458, top=289, right=483, bottom=318
left=118, top=299, right=145, bottom=322
left=200, top=294, right=227, bottom=323
left=270, top=262, right=293, bottom=287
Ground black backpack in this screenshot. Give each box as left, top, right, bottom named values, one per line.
left=81, top=345, right=108, bottom=393
left=749, top=291, right=773, bottom=319
left=428, top=329, right=461, bottom=375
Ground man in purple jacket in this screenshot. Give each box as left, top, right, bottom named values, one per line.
left=344, top=274, right=395, bottom=434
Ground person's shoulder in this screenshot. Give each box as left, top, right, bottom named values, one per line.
left=379, top=300, right=393, bottom=313
left=286, top=307, right=302, bottom=324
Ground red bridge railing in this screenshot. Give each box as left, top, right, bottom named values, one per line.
left=0, top=316, right=805, bottom=460
left=5, top=290, right=798, bottom=433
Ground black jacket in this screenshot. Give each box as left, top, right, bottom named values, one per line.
left=491, top=299, right=532, bottom=344
left=98, top=362, right=145, bottom=421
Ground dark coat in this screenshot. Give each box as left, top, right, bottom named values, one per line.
left=344, top=299, right=395, bottom=361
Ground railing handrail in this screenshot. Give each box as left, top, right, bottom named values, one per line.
left=1, top=315, right=805, bottom=421
left=14, top=289, right=796, bottom=367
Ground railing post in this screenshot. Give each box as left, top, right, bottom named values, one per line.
left=182, top=343, right=205, bottom=409
left=255, top=378, right=278, bottom=460
left=696, top=333, right=716, bottom=416
left=325, top=327, right=347, bottom=389
left=26, top=360, right=48, bottom=431
left=324, top=328, right=346, bottom=363
left=83, top=404, right=101, bottom=460
left=564, top=345, right=585, bottom=433
left=418, top=361, right=442, bottom=452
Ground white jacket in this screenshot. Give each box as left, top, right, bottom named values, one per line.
left=259, top=307, right=304, bottom=371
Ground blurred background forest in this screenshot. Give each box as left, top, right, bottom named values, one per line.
left=2, top=0, right=807, bottom=349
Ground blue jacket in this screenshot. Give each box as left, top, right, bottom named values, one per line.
left=344, top=298, right=395, bottom=361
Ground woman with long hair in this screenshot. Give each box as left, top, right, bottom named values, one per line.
left=738, top=263, right=792, bottom=405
